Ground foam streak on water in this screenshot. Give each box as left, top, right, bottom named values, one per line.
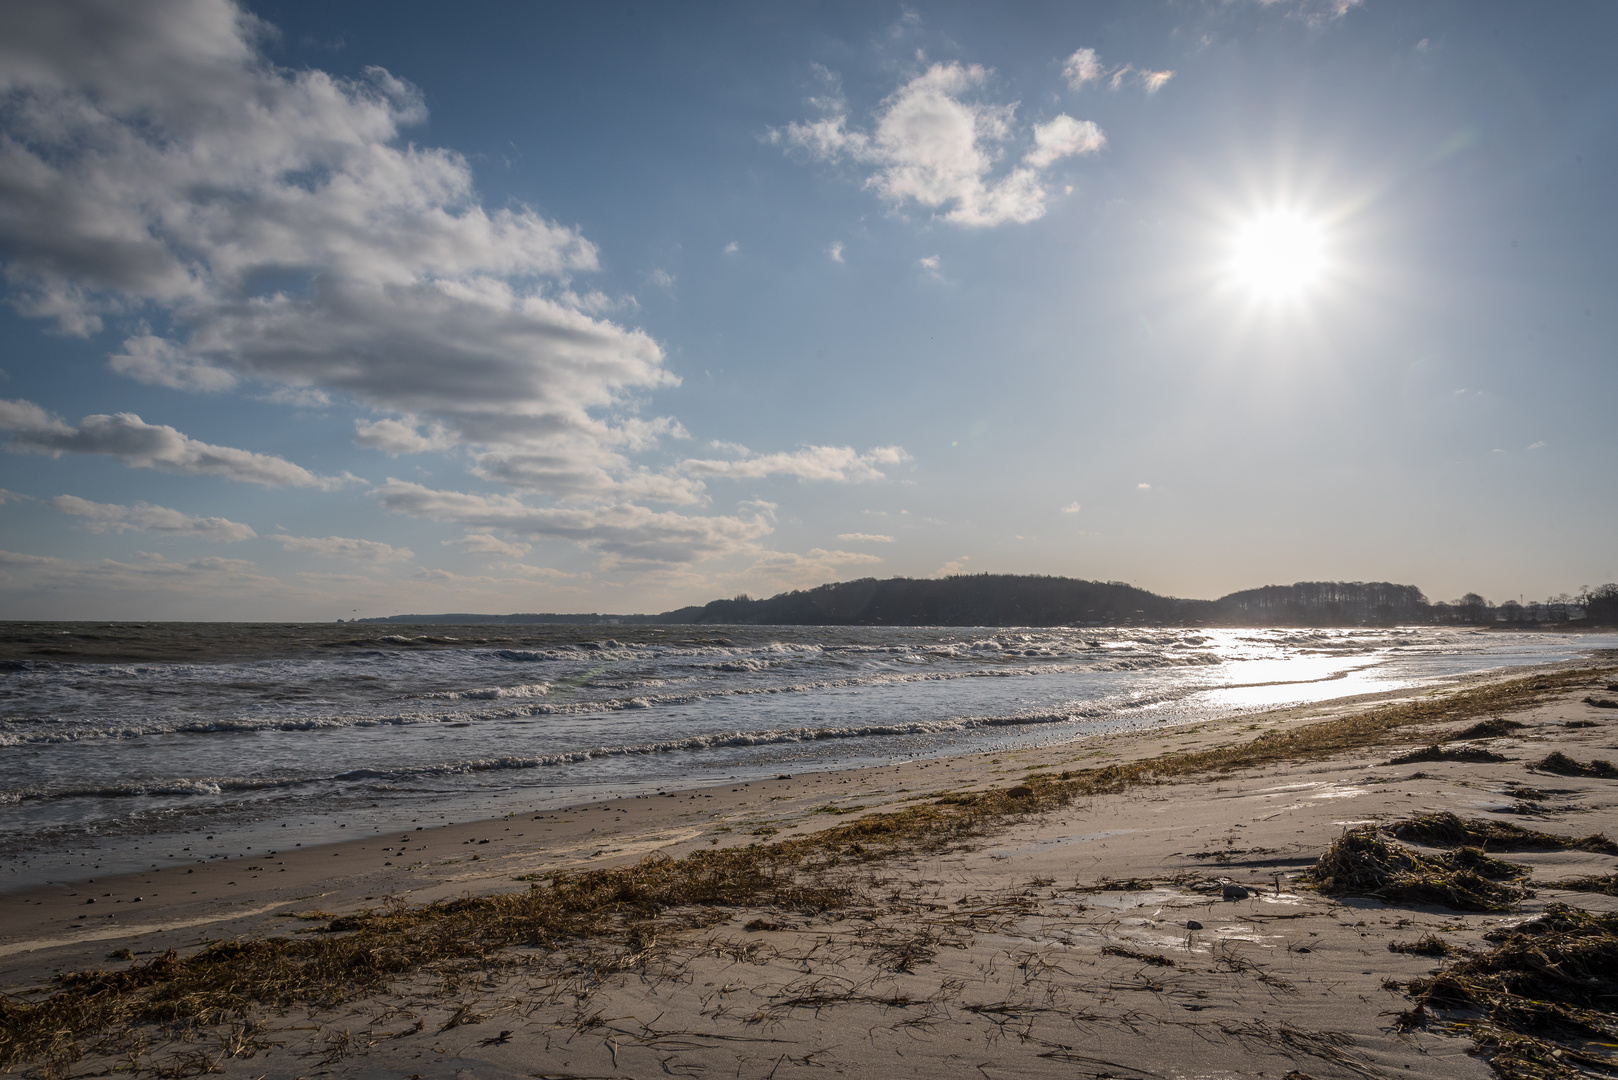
left=1, top=622, right=1612, bottom=890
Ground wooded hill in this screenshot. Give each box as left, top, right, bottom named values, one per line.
left=359, top=575, right=1572, bottom=628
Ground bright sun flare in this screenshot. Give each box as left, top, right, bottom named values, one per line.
left=1229, top=210, right=1326, bottom=300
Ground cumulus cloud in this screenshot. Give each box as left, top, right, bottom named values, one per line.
left=1060, top=502, right=1082, bottom=514
left=443, top=532, right=532, bottom=557
left=51, top=495, right=256, bottom=540
left=0, top=488, right=29, bottom=504
left=273, top=533, right=413, bottom=561
left=372, top=479, right=774, bottom=566
left=1024, top=116, right=1105, bottom=168
left=937, top=555, right=970, bottom=576
left=837, top=532, right=894, bottom=543
left=776, top=62, right=1104, bottom=227
left=723, top=241, right=740, bottom=255
left=681, top=445, right=910, bottom=483
left=827, top=240, right=845, bottom=262
left=0, top=0, right=682, bottom=502
left=0, top=398, right=346, bottom=487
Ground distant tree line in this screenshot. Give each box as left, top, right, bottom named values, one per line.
left=360, top=577, right=1618, bottom=629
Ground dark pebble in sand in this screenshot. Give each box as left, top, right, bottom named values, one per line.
left=1186, top=920, right=1202, bottom=930
left=1222, top=884, right=1250, bottom=900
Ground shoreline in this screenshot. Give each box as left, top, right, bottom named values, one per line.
left=0, top=660, right=1594, bottom=967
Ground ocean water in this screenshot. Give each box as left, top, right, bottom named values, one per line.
left=2, top=622, right=1614, bottom=890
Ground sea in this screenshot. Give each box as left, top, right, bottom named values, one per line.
left=2, top=622, right=1615, bottom=891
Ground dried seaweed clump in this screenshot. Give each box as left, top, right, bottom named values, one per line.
left=1391, top=811, right=1618, bottom=855
left=1306, top=827, right=1528, bottom=912
left=1537, top=751, right=1618, bottom=778
left=1551, top=874, right=1618, bottom=897
left=1387, top=744, right=1508, bottom=765
left=1408, top=906, right=1618, bottom=1079
left=1454, top=718, right=1527, bottom=740
left=1388, top=933, right=1451, bottom=956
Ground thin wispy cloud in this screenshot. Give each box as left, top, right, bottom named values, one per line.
left=681, top=445, right=910, bottom=483
left=52, top=496, right=257, bottom=541
left=273, top=533, right=413, bottom=562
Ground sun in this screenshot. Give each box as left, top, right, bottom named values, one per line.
left=1228, top=210, right=1327, bottom=301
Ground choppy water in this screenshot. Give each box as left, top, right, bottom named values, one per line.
left=2, top=622, right=1614, bottom=890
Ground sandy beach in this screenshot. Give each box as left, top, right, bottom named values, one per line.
left=5, top=659, right=1618, bottom=1079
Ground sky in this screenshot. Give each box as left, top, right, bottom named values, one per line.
left=0, top=0, right=1614, bottom=620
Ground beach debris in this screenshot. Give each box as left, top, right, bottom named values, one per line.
left=1550, top=873, right=1618, bottom=896
left=1305, top=826, right=1529, bottom=911
left=1101, top=945, right=1175, bottom=966
left=1534, top=751, right=1618, bottom=779
left=1584, top=696, right=1618, bottom=709
left=1222, top=883, right=1251, bottom=901
left=1387, top=933, right=1450, bottom=956
left=1453, top=717, right=1526, bottom=739
left=1405, top=905, right=1618, bottom=1079
left=1390, top=810, right=1618, bottom=854
left=1186, top=920, right=1203, bottom=930
left=1387, top=743, right=1507, bottom=765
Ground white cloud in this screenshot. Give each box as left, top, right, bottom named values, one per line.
left=499, top=562, right=576, bottom=579
left=1527, top=441, right=1545, bottom=451
left=353, top=416, right=455, bottom=455
left=0, top=488, right=30, bottom=504
left=681, top=444, right=910, bottom=483
left=917, top=255, right=942, bottom=278
left=649, top=268, right=676, bottom=291
left=51, top=495, right=256, bottom=540
left=273, top=533, right=413, bottom=562
left=937, top=555, right=970, bottom=576
left=723, top=241, right=740, bottom=255
left=1060, top=502, right=1082, bottom=514
left=827, top=240, right=845, bottom=262
left=1138, top=69, right=1174, bottom=93
left=1137, top=482, right=1151, bottom=490
left=1023, top=115, right=1105, bottom=168
left=837, top=532, right=894, bottom=543
left=1064, top=47, right=1172, bottom=95
left=1, top=397, right=346, bottom=487
left=373, top=479, right=774, bottom=565
left=1063, top=48, right=1103, bottom=89
left=444, top=532, right=531, bottom=557
left=777, top=62, right=1103, bottom=227
left=0, top=0, right=682, bottom=501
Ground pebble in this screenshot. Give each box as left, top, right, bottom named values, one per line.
left=1186, top=920, right=1203, bottom=930
left=1222, top=884, right=1250, bottom=900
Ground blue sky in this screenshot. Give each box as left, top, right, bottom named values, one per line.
left=1, top=0, right=1614, bottom=620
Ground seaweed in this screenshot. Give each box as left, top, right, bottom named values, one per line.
left=1455, top=718, right=1527, bottom=740
left=1408, top=906, right=1618, bottom=1078
left=1535, top=752, right=1618, bottom=779
left=1388, top=744, right=1508, bottom=765
left=1551, top=874, right=1618, bottom=897
left=1306, top=826, right=1529, bottom=912
left=1388, top=933, right=1451, bottom=956
left=1390, top=811, right=1618, bottom=855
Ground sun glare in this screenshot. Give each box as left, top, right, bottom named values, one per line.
left=1229, top=210, right=1327, bottom=301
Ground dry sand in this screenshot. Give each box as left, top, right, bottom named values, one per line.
left=5, top=663, right=1618, bottom=1079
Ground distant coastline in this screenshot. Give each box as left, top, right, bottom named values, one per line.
left=353, top=574, right=1618, bottom=629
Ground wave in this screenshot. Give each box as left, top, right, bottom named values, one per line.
left=0, top=695, right=1170, bottom=805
